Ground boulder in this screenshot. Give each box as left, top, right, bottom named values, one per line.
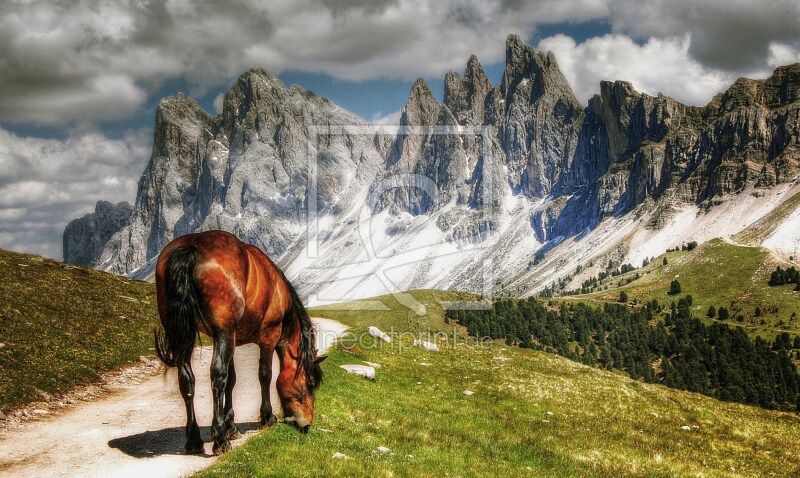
left=414, top=340, right=439, bottom=351
left=368, top=326, right=392, bottom=343
left=340, top=364, right=376, bottom=380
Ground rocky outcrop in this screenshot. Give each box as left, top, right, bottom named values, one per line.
left=498, top=34, right=585, bottom=198
left=63, top=201, right=132, bottom=267
left=381, top=75, right=488, bottom=215
left=444, top=54, right=492, bottom=126
left=88, top=69, right=385, bottom=275
left=91, top=93, right=213, bottom=274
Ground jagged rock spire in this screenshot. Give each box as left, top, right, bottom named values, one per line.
left=400, top=78, right=440, bottom=128
left=444, top=54, right=492, bottom=125
left=500, top=34, right=580, bottom=108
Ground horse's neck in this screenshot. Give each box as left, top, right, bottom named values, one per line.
left=280, top=306, right=303, bottom=359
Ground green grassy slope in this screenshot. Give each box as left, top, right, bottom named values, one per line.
left=0, top=248, right=158, bottom=410
left=199, top=292, right=800, bottom=478
left=567, top=239, right=800, bottom=339
left=310, top=289, right=476, bottom=333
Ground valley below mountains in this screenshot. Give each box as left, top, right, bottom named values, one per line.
left=63, top=34, right=800, bottom=306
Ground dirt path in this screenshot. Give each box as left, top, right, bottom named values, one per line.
left=0, top=318, right=348, bottom=478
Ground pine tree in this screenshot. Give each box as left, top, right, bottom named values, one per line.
left=718, top=307, right=730, bottom=320
left=669, top=279, right=682, bottom=295
left=619, top=291, right=628, bottom=303
left=663, top=256, right=668, bottom=266
left=707, top=305, right=716, bottom=318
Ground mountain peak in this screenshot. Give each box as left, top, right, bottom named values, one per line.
left=500, top=36, right=579, bottom=109
left=444, top=54, right=492, bottom=125
left=767, top=63, right=800, bottom=104
left=505, top=34, right=525, bottom=56
left=154, top=92, right=211, bottom=141
left=464, top=54, right=489, bottom=87
left=411, top=77, right=433, bottom=96
left=466, top=53, right=481, bottom=71
left=238, top=67, right=281, bottom=84
left=598, top=80, right=638, bottom=102
left=401, top=78, right=440, bottom=127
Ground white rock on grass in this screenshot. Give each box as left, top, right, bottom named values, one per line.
left=363, top=361, right=382, bottom=369
left=463, top=390, right=474, bottom=396
left=332, top=452, right=352, bottom=460
left=368, top=326, right=392, bottom=343
left=340, top=364, right=376, bottom=380
left=377, top=446, right=391, bottom=453
left=414, top=340, right=439, bottom=351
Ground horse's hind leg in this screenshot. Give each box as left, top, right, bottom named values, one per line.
left=223, top=359, right=241, bottom=440
left=210, top=333, right=234, bottom=455
left=178, top=357, right=204, bottom=454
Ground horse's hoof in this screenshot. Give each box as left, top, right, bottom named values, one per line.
left=185, top=440, right=205, bottom=455
left=212, top=439, right=231, bottom=455
left=226, top=425, right=242, bottom=440
left=260, top=415, right=278, bottom=429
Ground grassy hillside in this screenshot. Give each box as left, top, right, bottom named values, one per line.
left=0, top=248, right=158, bottom=411
left=566, top=239, right=800, bottom=340
left=310, top=289, right=476, bottom=333
left=199, top=292, right=800, bottom=478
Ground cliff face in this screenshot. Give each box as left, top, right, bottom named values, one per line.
left=63, top=201, right=132, bottom=268
left=63, top=35, right=800, bottom=299
left=497, top=35, right=585, bottom=198
left=67, top=69, right=386, bottom=275
left=531, top=63, right=800, bottom=242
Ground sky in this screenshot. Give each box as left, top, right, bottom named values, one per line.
left=1, top=0, right=799, bottom=260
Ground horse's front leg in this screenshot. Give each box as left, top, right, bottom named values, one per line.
left=210, top=333, right=234, bottom=455
left=223, top=359, right=241, bottom=440
left=178, top=356, right=203, bottom=454
left=258, top=344, right=278, bottom=428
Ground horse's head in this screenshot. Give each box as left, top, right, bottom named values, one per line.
left=277, top=352, right=326, bottom=433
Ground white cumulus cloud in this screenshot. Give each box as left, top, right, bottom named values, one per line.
left=0, top=128, right=150, bottom=259
left=0, top=0, right=797, bottom=125
left=538, top=34, right=738, bottom=106
left=768, top=42, right=800, bottom=69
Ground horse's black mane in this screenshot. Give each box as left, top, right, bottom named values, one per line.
left=280, top=272, right=323, bottom=393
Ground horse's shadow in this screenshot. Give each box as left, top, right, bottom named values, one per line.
left=108, top=422, right=261, bottom=458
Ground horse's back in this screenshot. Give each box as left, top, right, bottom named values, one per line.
left=156, top=230, right=289, bottom=343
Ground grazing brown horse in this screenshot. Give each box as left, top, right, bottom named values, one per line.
left=153, top=230, right=324, bottom=455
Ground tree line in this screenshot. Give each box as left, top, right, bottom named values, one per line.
left=768, top=265, right=800, bottom=289
left=447, top=297, right=800, bottom=411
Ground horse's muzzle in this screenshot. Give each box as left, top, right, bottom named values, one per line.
left=299, top=425, right=310, bottom=434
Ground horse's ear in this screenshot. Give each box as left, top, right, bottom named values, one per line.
left=313, top=355, right=328, bottom=364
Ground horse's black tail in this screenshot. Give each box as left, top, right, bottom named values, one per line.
left=154, top=244, right=201, bottom=367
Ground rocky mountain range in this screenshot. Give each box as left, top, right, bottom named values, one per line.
left=64, top=34, right=800, bottom=305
